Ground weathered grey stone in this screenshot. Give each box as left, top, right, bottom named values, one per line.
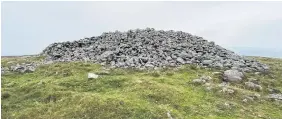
left=245, top=81, right=262, bottom=91
left=223, top=70, right=244, bottom=82
left=192, top=79, right=206, bottom=85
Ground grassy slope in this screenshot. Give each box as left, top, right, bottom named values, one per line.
left=1, top=56, right=282, bottom=119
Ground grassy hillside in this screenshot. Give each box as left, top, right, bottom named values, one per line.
left=1, top=56, right=282, bottom=119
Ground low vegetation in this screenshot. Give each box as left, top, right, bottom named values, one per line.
left=1, top=56, right=282, bottom=119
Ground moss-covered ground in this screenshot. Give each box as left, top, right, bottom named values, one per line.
left=1, top=56, right=282, bottom=119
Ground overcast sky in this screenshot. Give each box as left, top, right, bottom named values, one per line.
left=2, top=1, right=282, bottom=57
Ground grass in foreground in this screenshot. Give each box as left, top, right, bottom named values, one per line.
left=1, top=56, right=282, bottom=119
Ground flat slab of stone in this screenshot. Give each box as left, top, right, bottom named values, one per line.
left=88, top=73, right=99, bottom=79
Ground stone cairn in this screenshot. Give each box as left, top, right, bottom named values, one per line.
left=41, top=28, right=268, bottom=72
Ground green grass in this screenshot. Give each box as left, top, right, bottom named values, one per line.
left=1, top=56, right=282, bottom=119
left=1, top=55, right=45, bottom=67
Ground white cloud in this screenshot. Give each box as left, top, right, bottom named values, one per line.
left=2, top=1, right=282, bottom=56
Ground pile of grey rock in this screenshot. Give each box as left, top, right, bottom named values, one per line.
left=10, top=63, right=37, bottom=73
left=42, top=28, right=268, bottom=72
left=2, top=63, right=37, bottom=74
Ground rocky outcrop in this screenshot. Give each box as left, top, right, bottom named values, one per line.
left=10, top=63, right=37, bottom=73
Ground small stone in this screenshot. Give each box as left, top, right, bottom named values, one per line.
left=100, top=51, right=114, bottom=58
left=267, top=94, right=282, bottom=100
left=88, top=73, right=99, bottom=79
left=221, top=87, right=235, bottom=94
left=205, top=86, right=213, bottom=91
left=255, top=72, right=260, bottom=75
left=167, top=111, right=173, bottom=119
left=213, top=62, right=223, bottom=68
left=176, top=57, right=185, bottom=64
left=145, top=63, right=154, bottom=68
left=192, top=79, right=206, bottom=85
left=242, top=98, right=248, bottom=103
left=200, top=76, right=212, bottom=82
left=245, top=81, right=262, bottom=91
left=218, top=82, right=229, bottom=87
left=202, top=60, right=213, bottom=65
left=254, top=93, right=261, bottom=98
left=1, top=92, right=10, bottom=99
left=267, top=88, right=281, bottom=94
